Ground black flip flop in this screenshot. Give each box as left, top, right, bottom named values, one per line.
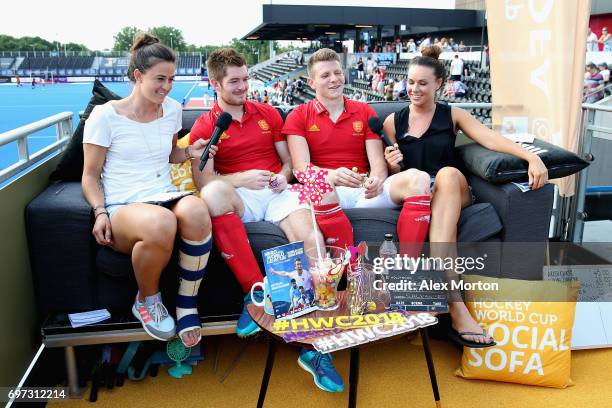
left=449, top=328, right=496, bottom=348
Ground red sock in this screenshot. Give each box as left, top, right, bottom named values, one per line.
left=314, top=204, right=354, bottom=249
left=211, top=212, right=263, bottom=293
left=397, top=196, right=431, bottom=258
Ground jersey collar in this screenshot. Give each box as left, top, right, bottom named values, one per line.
left=211, top=101, right=252, bottom=123
left=313, top=96, right=358, bottom=116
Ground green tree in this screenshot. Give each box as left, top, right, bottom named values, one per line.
left=0, top=35, right=88, bottom=52
left=113, top=26, right=141, bottom=51
left=149, top=26, right=186, bottom=52
left=64, top=42, right=89, bottom=52
left=226, top=38, right=274, bottom=66
left=0, top=35, right=20, bottom=50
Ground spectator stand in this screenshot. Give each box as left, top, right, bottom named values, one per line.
left=250, top=55, right=306, bottom=84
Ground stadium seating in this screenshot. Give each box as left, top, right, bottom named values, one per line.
left=0, top=57, right=15, bottom=76
left=177, top=55, right=201, bottom=75
left=348, top=58, right=493, bottom=124
left=6, top=52, right=200, bottom=78
left=15, top=55, right=96, bottom=77
left=0, top=57, right=15, bottom=69
left=97, top=57, right=129, bottom=76
left=250, top=56, right=305, bottom=83
left=17, top=56, right=59, bottom=74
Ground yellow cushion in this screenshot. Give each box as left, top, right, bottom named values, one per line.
left=455, top=275, right=579, bottom=388
left=170, top=134, right=198, bottom=195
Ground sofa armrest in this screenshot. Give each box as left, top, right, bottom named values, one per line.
left=467, top=174, right=554, bottom=242
left=26, top=181, right=98, bottom=315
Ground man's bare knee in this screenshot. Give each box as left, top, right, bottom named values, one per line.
left=201, top=180, right=237, bottom=216
left=394, top=169, right=431, bottom=197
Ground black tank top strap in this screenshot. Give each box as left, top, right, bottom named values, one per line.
left=427, top=103, right=454, bottom=135
left=393, top=105, right=410, bottom=140
left=442, top=102, right=455, bottom=134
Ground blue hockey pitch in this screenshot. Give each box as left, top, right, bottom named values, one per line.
left=0, top=81, right=209, bottom=170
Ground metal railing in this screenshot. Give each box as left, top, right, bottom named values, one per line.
left=0, top=112, right=73, bottom=185
left=561, top=102, right=612, bottom=242
left=583, top=82, right=612, bottom=102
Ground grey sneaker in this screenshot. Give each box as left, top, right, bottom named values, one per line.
left=132, top=293, right=176, bottom=341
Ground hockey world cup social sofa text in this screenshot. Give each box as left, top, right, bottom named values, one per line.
left=26, top=101, right=554, bottom=322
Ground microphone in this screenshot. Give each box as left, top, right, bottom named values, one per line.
left=367, top=116, right=394, bottom=147
left=198, top=112, right=233, bottom=171
left=368, top=116, right=405, bottom=171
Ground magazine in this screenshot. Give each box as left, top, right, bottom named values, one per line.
left=262, top=242, right=317, bottom=320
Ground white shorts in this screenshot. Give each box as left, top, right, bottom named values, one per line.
left=236, top=187, right=309, bottom=224
left=336, top=177, right=399, bottom=210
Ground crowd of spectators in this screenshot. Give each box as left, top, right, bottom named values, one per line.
left=247, top=76, right=305, bottom=106
left=248, top=29, right=611, bottom=108
left=587, top=27, right=612, bottom=52
left=356, top=36, right=468, bottom=54
left=584, top=61, right=611, bottom=103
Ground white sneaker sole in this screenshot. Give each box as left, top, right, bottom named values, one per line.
left=132, top=305, right=174, bottom=341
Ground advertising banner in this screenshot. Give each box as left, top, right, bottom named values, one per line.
left=485, top=0, right=592, bottom=196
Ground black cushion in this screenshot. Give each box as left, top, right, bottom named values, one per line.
left=368, top=101, right=405, bottom=121
left=456, top=203, right=502, bottom=242
left=26, top=181, right=97, bottom=313
left=457, top=139, right=589, bottom=184
left=181, top=109, right=204, bottom=134
left=50, top=80, right=121, bottom=181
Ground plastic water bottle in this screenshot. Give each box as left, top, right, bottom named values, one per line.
left=379, top=233, right=397, bottom=274
left=377, top=234, right=396, bottom=309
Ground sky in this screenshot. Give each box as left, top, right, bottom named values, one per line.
left=1, top=0, right=455, bottom=50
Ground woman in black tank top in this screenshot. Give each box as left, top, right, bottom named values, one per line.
left=392, top=102, right=458, bottom=176
left=380, top=47, right=549, bottom=348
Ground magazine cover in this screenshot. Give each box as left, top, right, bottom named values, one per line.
left=262, top=242, right=317, bottom=320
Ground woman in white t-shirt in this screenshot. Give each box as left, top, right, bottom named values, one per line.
left=82, top=33, right=217, bottom=348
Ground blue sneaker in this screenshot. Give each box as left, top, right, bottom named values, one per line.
left=297, top=348, right=345, bottom=393
left=236, top=291, right=262, bottom=338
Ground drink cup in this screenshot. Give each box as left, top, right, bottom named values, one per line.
left=306, top=246, right=347, bottom=311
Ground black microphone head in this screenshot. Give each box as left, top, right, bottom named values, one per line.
left=216, top=112, right=233, bottom=131
left=367, top=116, right=383, bottom=134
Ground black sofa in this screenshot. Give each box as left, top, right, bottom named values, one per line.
left=26, top=101, right=554, bottom=321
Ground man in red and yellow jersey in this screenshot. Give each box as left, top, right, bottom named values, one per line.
left=190, top=94, right=284, bottom=176
left=283, top=48, right=432, bottom=261
left=283, top=48, right=433, bottom=393
left=190, top=48, right=321, bottom=336
left=283, top=96, right=379, bottom=175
